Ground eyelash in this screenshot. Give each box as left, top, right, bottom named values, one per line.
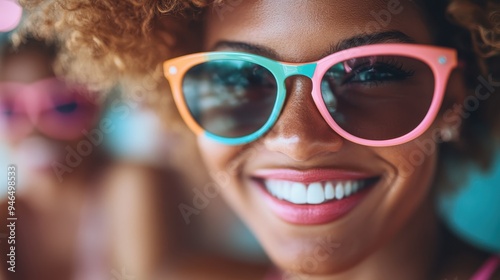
left=342, top=58, right=415, bottom=86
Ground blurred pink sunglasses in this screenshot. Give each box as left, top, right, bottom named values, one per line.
left=0, top=77, right=99, bottom=141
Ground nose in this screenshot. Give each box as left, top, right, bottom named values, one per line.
left=262, top=76, right=344, bottom=161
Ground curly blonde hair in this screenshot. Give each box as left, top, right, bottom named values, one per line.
left=17, top=0, right=211, bottom=124
left=17, top=0, right=202, bottom=78
left=17, top=0, right=500, bottom=190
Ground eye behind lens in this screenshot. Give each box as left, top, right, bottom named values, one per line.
left=182, top=59, right=278, bottom=138
left=320, top=55, right=435, bottom=141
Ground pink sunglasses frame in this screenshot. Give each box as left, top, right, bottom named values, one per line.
left=313, top=44, right=457, bottom=147
left=0, top=77, right=99, bottom=140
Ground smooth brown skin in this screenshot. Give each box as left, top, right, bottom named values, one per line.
left=192, top=0, right=486, bottom=279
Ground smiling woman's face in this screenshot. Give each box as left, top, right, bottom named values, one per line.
left=197, top=0, right=462, bottom=276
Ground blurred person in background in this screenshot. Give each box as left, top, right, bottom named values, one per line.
left=0, top=33, right=107, bottom=280
left=0, top=32, right=183, bottom=280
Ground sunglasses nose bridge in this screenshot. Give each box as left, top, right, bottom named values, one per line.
left=281, top=63, right=316, bottom=79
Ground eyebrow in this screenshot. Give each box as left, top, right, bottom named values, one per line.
left=329, top=30, right=415, bottom=54
left=212, top=41, right=279, bottom=58
left=212, top=31, right=415, bottom=60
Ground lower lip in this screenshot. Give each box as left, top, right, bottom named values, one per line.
left=254, top=181, right=374, bottom=225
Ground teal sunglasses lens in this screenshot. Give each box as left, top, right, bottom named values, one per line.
left=182, top=59, right=278, bottom=138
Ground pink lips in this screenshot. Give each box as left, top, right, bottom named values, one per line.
left=252, top=169, right=376, bottom=225
left=253, top=169, right=372, bottom=183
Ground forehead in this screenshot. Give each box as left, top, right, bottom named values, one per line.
left=0, top=49, right=54, bottom=83
left=204, top=0, right=433, bottom=62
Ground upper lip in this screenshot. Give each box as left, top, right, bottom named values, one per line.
left=251, top=168, right=377, bottom=183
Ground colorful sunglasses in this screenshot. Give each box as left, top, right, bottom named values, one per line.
left=0, top=77, right=99, bottom=141
left=163, top=43, right=457, bottom=146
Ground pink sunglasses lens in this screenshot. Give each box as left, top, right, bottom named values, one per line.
left=320, top=55, right=435, bottom=140
left=0, top=79, right=99, bottom=141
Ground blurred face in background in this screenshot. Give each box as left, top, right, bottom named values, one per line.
left=0, top=43, right=100, bottom=177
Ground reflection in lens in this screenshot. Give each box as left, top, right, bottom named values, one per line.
left=320, top=55, right=435, bottom=140
left=183, top=60, right=277, bottom=138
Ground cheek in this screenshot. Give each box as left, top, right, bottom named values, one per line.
left=197, top=136, right=273, bottom=217
left=375, top=129, right=440, bottom=229
left=394, top=126, right=441, bottom=180
left=197, top=136, right=246, bottom=186
left=198, top=136, right=233, bottom=172
left=379, top=115, right=443, bottom=184
left=384, top=143, right=438, bottom=185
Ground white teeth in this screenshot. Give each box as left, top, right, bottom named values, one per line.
left=352, top=181, right=359, bottom=193
left=335, top=182, right=344, bottom=200
left=267, top=180, right=279, bottom=197
left=283, top=182, right=291, bottom=200
left=307, top=183, right=325, bottom=204
left=325, top=182, right=335, bottom=200
left=344, top=181, right=352, bottom=197
left=275, top=181, right=284, bottom=199
left=264, top=179, right=369, bottom=205
left=290, top=183, right=307, bottom=204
